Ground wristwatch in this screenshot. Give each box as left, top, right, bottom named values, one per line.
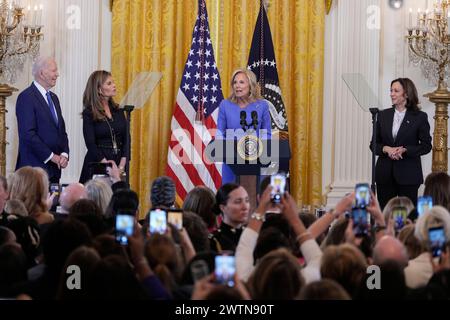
left=373, top=225, right=387, bottom=233
left=250, top=212, right=265, bottom=222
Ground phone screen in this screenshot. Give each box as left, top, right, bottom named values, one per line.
left=352, top=208, right=368, bottom=236
left=167, top=211, right=183, bottom=230
left=355, top=183, right=370, bottom=209
left=429, top=226, right=446, bottom=257
left=115, top=214, right=135, bottom=245
left=270, top=173, right=286, bottom=203
left=392, top=206, right=407, bottom=231
left=49, top=183, right=60, bottom=194
left=417, top=196, right=433, bottom=217
left=215, top=255, right=236, bottom=287
left=149, top=209, right=167, bottom=234
left=89, top=162, right=112, bottom=176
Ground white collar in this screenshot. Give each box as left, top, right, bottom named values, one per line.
left=33, top=80, right=50, bottom=97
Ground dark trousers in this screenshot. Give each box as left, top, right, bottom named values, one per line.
left=377, top=182, right=419, bottom=210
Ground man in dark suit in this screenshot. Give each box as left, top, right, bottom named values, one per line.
left=15, top=57, right=69, bottom=183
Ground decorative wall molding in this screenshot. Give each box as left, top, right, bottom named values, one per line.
left=323, top=0, right=381, bottom=207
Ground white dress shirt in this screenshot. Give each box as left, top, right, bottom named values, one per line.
left=392, top=108, right=406, bottom=140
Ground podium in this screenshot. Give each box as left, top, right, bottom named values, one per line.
left=207, top=137, right=291, bottom=210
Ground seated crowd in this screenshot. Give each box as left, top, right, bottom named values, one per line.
left=1, top=166, right=450, bottom=300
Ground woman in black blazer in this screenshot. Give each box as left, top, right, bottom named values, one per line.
left=79, top=71, right=128, bottom=183
left=372, top=78, right=432, bottom=209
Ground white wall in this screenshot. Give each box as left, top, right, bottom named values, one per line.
left=323, top=0, right=445, bottom=207
left=5, top=0, right=112, bottom=183
left=323, top=0, right=381, bottom=206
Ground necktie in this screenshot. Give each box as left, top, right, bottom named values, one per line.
left=46, top=92, right=58, bottom=125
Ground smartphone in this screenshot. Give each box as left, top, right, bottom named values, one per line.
left=270, top=173, right=286, bottom=203
left=428, top=226, right=446, bottom=258
left=355, top=183, right=370, bottom=209
left=89, top=162, right=112, bottom=176
left=392, top=206, right=407, bottom=231
left=115, top=213, right=135, bottom=245
left=352, top=208, right=369, bottom=236
left=49, top=183, right=60, bottom=195
left=149, top=209, right=167, bottom=234
left=315, top=207, right=327, bottom=219
left=215, top=255, right=236, bottom=287
left=417, top=196, right=433, bottom=217
left=167, top=210, right=183, bottom=230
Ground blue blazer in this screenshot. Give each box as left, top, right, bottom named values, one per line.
left=15, top=83, right=69, bottom=181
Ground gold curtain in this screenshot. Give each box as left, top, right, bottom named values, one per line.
left=112, top=0, right=325, bottom=216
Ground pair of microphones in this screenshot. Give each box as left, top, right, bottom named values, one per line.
left=240, top=110, right=258, bottom=131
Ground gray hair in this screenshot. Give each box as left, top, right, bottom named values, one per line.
left=414, top=205, right=450, bottom=243
left=85, top=179, right=113, bottom=214
left=32, top=56, right=55, bottom=79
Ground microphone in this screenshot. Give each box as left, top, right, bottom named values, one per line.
left=251, top=111, right=258, bottom=130
left=240, top=111, right=247, bottom=131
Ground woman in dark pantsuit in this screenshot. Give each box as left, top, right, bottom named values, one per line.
left=371, top=78, right=432, bottom=209
left=79, top=71, right=128, bottom=184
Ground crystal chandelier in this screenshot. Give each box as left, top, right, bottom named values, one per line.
left=405, top=0, right=450, bottom=172
left=0, top=0, right=43, bottom=84
left=406, top=0, right=449, bottom=89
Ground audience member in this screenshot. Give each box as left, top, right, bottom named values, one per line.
left=182, top=186, right=217, bottom=231
left=85, top=179, right=113, bottom=214
left=150, top=176, right=176, bottom=209
left=299, top=279, right=351, bottom=300
left=424, top=172, right=450, bottom=212
left=210, top=183, right=250, bottom=253
left=59, top=183, right=87, bottom=214
left=8, top=166, right=54, bottom=225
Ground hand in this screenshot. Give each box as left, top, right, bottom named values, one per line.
left=280, top=191, right=301, bottom=224
left=384, top=146, right=402, bottom=160
left=430, top=246, right=450, bottom=273
left=335, top=192, right=355, bottom=218
left=127, top=222, right=145, bottom=266
left=46, top=192, right=56, bottom=210
left=51, top=154, right=61, bottom=169
left=59, top=155, right=69, bottom=169
left=393, top=146, right=407, bottom=159
left=119, top=157, right=127, bottom=171
left=366, top=191, right=385, bottom=226
left=191, top=274, right=216, bottom=300
left=344, top=219, right=363, bottom=246
left=105, top=160, right=121, bottom=183
left=386, top=218, right=396, bottom=237
left=388, top=146, right=406, bottom=160
left=255, top=185, right=276, bottom=215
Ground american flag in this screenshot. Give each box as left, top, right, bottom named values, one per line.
left=247, top=1, right=289, bottom=140
left=166, top=0, right=223, bottom=200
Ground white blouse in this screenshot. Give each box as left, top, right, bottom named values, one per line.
left=392, top=109, right=406, bottom=140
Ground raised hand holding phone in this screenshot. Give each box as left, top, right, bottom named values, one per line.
left=149, top=209, right=167, bottom=234
left=115, top=213, right=135, bottom=245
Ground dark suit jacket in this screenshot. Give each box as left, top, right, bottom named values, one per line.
left=15, top=83, right=69, bottom=181
left=371, top=107, right=432, bottom=185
